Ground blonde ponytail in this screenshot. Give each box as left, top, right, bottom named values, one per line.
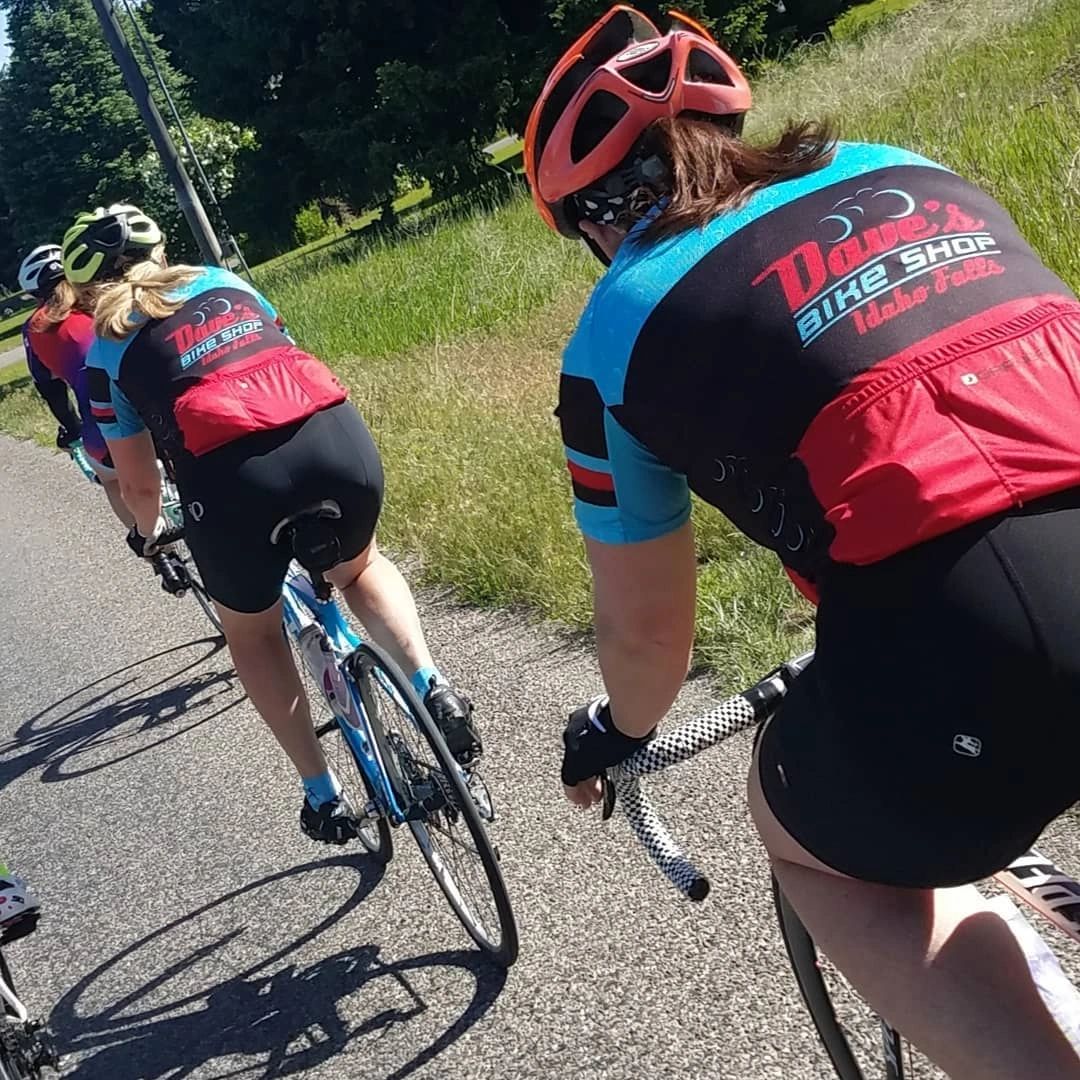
left=41, top=279, right=92, bottom=326
left=90, top=247, right=202, bottom=341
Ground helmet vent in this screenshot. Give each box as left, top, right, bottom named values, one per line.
left=622, top=52, right=673, bottom=93
left=688, top=46, right=733, bottom=85
left=571, top=89, right=630, bottom=164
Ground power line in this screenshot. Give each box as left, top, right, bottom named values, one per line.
left=114, top=0, right=252, bottom=278
left=89, top=0, right=223, bottom=267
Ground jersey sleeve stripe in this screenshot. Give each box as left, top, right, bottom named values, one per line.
left=567, top=460, right=615, bottom=491
left=565, top=446, right=612, bottom=473
left=571, top=479, right=618, bottom=507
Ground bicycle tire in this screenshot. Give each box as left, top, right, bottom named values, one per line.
left=350, top=642, right=518, bottom=967
left=314, top=718, right=393, bottom=863
left=772, top=876, right=912, bottom=1080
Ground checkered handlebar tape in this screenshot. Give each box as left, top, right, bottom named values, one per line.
left=609, top=653, right=813, bottom=902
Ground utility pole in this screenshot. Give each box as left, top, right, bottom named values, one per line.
left=88, top=0, right=224, bottom=266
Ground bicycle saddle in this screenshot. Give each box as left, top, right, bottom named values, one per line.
left=270, top=501, right=343, bottom=574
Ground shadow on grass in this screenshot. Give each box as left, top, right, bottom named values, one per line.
left=0, top=636, right=238, bottom=790
left=50, top=857, right=506, bottom=1079
left=0, top=372, right=31, bottom=402
left=259, top=175, right=527, bottom=286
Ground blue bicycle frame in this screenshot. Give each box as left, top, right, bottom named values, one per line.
left=280, top=564, right=413, bottom=827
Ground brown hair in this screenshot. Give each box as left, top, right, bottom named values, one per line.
left=638, top=117, right=838, bottom=240
left=83, top=246, right=200, bottom=341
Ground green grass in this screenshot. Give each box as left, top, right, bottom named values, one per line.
left=2, top=0, right=1076, bottom=682
left=0, top=311, right=26, bottom=343
left=831, top=0, right=926, bottom=41
left=252, top=183, right=437, bottom=277
left=258, top=195, right=596, bottom=364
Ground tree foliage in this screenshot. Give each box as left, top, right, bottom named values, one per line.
left=146, top=0, right=862, bottom=255
left=0, top=0, right=156, bottom=250
left=0, top=0, right=864, bottom=268
left=0, top=0, right=250, bottom=263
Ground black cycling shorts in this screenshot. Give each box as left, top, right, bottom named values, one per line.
left=758, top=487, right=1080, bottom=888
left=178, top=402, right=384, bottom=613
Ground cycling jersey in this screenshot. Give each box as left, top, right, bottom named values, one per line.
left=86, top=267, right=347, bottom=461
left=25, top=308, right=108, bottom=462
left=558, top=142, right=1080, bottom=585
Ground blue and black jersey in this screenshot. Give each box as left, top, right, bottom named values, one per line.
left=558, top=141, right=1080, bottom=584
left=87, top=267, right=346, bottom=463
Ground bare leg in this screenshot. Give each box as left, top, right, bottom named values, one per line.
left=216, top=599, right=326, bottom=778
left=325, top=536, right=434, bottom=677
left=98, top=474, right=136, bottom=528
left=748, top=748, right=1080, bottom=1079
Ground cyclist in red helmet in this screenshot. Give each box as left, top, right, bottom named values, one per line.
left=529, top=6, right=1080, bottom=1075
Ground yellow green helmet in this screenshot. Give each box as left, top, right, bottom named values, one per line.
left=62, top=204, right=163, bottom=285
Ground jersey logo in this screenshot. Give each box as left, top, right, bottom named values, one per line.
left=165, top=294, right=270, bottom=370
left=953, top=733, right=983, bottom=758
left=752, top=185, right=1004, bottom=348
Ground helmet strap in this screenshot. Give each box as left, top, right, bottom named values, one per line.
left=572, top=152, right=671, bottom=230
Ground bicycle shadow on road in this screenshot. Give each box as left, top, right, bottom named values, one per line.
left=0, top=636, right=239, bottom=790
left=50, top=856, right=506, bottom=1079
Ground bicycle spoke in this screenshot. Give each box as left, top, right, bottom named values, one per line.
left=366, top=669, right=504, bottom=947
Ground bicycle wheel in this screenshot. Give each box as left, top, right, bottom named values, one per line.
left=350, top=642, right=518, bottom=967
left=0, top=1041, right=29, bottom=1080
left=772, top=877, right=941, bottom=1079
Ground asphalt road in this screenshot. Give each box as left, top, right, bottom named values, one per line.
left=3, top=433, right=1079, bottom=1080
left=0, top=345, right=24, bottom=368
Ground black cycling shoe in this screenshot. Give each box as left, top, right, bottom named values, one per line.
left=299, top=796, right=361, bottom=845
left=423, top=681, right=483, bottom=766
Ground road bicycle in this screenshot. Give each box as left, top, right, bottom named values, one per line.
left=0, top=886, right=59, bottom=1078
left=274, top=503, right=518, bottom=967
left=68, top=439, right=223, bottom=636
left=605, top=654, right=1080, bottom=1078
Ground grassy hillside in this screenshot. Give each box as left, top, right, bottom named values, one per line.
left=2, top=0, right=1076, bottom=681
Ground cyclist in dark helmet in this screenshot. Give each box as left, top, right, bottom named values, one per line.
left=64, top=204, right=483, bottom=845
left=528, top=6, right=1080, bottom=1076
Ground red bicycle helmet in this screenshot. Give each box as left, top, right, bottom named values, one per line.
left=524, top=5, right=752, bottom=239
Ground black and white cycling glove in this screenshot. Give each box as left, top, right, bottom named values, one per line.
left=126, top=516, right=169, bottom=558
left=561, top=697, right=655, bottom=786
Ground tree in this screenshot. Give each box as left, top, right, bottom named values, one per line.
left=0, top=182, right=18, bottom=289
left=136, top=114, right=257, bottom=260
left=147, top=0, right=862, bottom=261
left=0, top=0, right=249, bottom=261
left=0, top=0, right=156, bottom=249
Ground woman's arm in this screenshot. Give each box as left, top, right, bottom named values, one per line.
left=105, top=431, right=161, bottom=537
left=586, top=521, right=697, bottom=738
